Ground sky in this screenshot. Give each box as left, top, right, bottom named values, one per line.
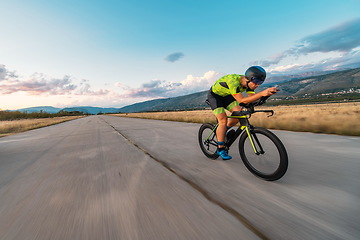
left=1, top=0, right=360, bottom=110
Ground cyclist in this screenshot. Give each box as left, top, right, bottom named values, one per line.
left=207, top=66, right=278, bottom=160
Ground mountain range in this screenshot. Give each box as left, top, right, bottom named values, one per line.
left=16, top=106, right=120, bottom=115
left=15, top=67, right=360, bottom=114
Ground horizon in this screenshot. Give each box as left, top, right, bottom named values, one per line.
left=3, top=65, right=360, bottom=111
left=1, top=0, right=360, bottom=110
left=5, top=65, right=360, bottom=112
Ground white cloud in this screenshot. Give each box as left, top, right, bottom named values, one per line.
left=0, top=73, right=76, bottom=95
left=121, top=70, right=221, bottom=99
left=0, top=65, right=111, bottom=96
left=1, top=65, right=223, bottom=109
left=269, top=64, right=303, bottom=73
left=180, top=71, right=221, bottom=92
left=269, top=50, right=360, bottom=75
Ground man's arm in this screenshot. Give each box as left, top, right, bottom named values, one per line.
left=232, top=87, right=278, bottom=104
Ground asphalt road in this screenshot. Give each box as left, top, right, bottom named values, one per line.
left=0, top=115, right=359, bottom=240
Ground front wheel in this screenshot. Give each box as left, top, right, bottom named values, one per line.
left=198, top=123, right=219, bottom=159
left=239, top=127, right=288, bottom=181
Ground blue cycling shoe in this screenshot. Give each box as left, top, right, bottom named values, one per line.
left=217, top=148, right=232, bottom=160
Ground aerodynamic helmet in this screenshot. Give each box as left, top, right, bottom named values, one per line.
left=245, top=66, right=266, bottom=85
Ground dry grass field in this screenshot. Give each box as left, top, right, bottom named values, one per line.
left=113, top=102, right=360, bottom=136
left=0, top=116, right=84, bottom=137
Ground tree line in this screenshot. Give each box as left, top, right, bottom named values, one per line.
left=0, top=110, right=87, bottom=121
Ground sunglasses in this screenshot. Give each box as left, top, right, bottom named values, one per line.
left=251, top=77, right=264, bottom=85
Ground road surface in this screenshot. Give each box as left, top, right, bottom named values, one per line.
left=0, top=115, right=359, bottom=240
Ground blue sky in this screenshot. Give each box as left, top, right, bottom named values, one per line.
left=1, top=0, right=360, bottom=110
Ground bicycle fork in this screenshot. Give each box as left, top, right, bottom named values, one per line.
left=244, top=126, right=265, bottom=155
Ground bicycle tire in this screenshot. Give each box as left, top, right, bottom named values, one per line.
left=239, top=127, right=288, bottom=181
left=198, top=123, right=219, bottom=159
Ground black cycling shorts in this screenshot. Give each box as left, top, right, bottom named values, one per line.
left=207, top=89, right=239, bottom=115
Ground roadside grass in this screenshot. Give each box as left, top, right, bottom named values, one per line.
left=112, top=102, right=360, bottom=136
left=0, top=116, right=84, bottom=137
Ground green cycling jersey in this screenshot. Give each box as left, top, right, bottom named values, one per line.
left=211, top=74, right=255, bottom=96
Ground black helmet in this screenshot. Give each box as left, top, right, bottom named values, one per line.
left=245, top=66, right=266, bottom=85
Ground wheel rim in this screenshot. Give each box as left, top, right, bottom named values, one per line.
left=242, top=132, right=281, bottom=176
left=200, top=127, right=218, bottom=156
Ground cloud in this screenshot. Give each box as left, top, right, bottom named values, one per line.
left=0, top=65, right=110, bottom=96
left=269, top=50, right=360, bottom=74
left=76, top=79, right=110, bottom=96
left=254, top=18, right=360, bottom=67
left=0, top=73, right=76, bottom=95
left=165, top=52, right=185, bottom=62
left=122, top=71, right=221, bottom=98
left=124, top=79, right=182, bottom=98
left=179, top=71, right=221, bottom=93
left=297, top=18, right=360, bottom=54
left=0, top=65, right=6, bottom=80
left=2, top=64, right=220, bottom=108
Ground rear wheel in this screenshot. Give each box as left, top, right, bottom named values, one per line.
left=239, top=127, right=288, bottom=181
left=198, top=123, right=219, bottom=159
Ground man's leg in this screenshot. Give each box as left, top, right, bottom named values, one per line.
left=227, top=105, right=242, bottom=127
left=215, top=112, right=232, bottom=160
left=215, top=112, right=227, bottom=148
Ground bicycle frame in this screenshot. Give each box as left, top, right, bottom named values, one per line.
left=206, top=114, right=264, bottom=155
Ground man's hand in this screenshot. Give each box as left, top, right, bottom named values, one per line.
left=261, top=87, right=279, bottom=96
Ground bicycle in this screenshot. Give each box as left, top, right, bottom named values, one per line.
left=198, top=96, right=288, bottom=181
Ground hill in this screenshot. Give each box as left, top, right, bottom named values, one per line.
left=61, top=106, right=119, bottom=115
left=267, top=67, right=360, bottom=96
left=16, top=106, right=119, bottom=115
left=118, top=67, right=360, bottom=112
left=17, top=106, right=62, bottom=113
left=118, top=91, right=208, bottom=113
